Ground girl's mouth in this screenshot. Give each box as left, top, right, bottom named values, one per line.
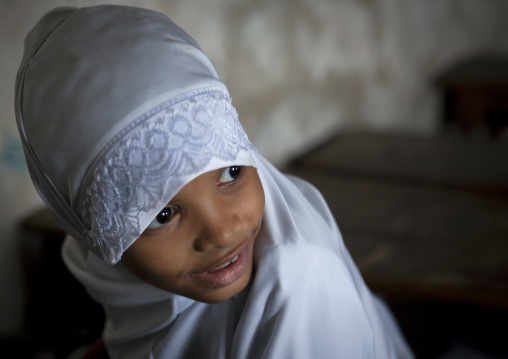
left=187, top=244, right=249, bottom=288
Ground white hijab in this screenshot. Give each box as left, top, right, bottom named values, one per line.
left=16, top=6, right=413, bottom=358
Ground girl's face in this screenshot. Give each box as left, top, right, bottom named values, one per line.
left=121, top=166, right=265, bottom=303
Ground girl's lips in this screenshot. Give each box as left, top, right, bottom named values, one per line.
left=187, top=244, right=249, bottom=289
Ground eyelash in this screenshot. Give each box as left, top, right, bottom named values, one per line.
left=145, top=166, right=243, bottom=230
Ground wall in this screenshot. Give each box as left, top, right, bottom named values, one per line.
left=1, top=0, right=507, bottom=334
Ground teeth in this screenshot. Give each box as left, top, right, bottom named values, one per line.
left=215, top=261, right=231, bottom=271
left=209, top=255, right=239, bottom=273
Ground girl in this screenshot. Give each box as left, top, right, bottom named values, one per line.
left=15, top=5, right=413, bottom=358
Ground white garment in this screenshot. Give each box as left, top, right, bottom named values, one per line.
left=63, top=153, right=413, bottom=358
left=17, top=5, right=414, bottom=358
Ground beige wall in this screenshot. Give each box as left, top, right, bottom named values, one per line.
left=1, top=0, right=507, bottom=334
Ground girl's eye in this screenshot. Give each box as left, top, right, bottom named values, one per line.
left=147, top=207, right=178, bottom=228
left=219, top=166, right=242, bottom=184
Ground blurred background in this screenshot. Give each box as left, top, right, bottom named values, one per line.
left=1, top=0, right=508, bottom=358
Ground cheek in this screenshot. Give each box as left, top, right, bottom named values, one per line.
left=132, top=260, right=191, bottom=294
left=122, top=237, right=191, bottom=290
left=125, top=253, right=175, bottom=284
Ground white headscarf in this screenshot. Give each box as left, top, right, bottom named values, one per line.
left=16, top=6, right=413, bottom=358
left=15, top=5, right=256, bottom=264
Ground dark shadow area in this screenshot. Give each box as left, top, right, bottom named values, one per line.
left=388, top=298, right=508, bottom=358
left=0, top=209, right=105, bottom=359
left=436, top=54, right=508, bottom=139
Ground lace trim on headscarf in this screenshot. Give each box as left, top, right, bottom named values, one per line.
left=76, top=88, right=255, bottom=264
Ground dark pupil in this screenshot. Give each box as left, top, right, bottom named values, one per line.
left=156, top=208, right=172, bottom=224
left=229, top=166, right=240, bottom=178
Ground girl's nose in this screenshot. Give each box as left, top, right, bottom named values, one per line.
left=192, top=198, right=242, bottom=253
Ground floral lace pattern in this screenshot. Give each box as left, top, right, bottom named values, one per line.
left=76, top=88, right=255, bottom=264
